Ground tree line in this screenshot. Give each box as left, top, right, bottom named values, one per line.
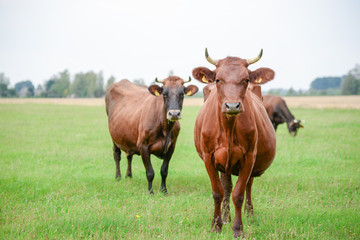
left=1, top=64, right=360, bottom=98
left=0, top=70, right=117, bottom=98
left=266, top=64, right=360, bottom=96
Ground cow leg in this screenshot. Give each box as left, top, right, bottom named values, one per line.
left=160, top=158, right=170, bottom=195
left=113, top=144, right=121, bottom=180
left=140, top=146, right=155, bottom=194
left=245, top=177, right=254, bottom=216
left=125, top=153, right=133, bottom=178
left=204, top=154, right=224, bottom=233
left=220, top=172, right=232, bottom=223
left=232, top=153, right=255, bottom=239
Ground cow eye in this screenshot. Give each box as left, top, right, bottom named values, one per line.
left=245, top=79, right=250, bottom=83
left=215, top=79, right=220, bottom=83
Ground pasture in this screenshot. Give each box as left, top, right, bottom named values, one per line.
left=0, top=101, right=359, bottom=239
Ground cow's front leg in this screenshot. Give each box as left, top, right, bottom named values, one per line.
left=232, top=152, right=255, bottom=239
left=160, top=147, right=175, bottom=195
left=204, top=154, right=224, bottom=233
left=140, top=145, right=154, bottom=194
left=221, top=172, right=232, bottom=223
left=160, top=158, right=170, bottom=195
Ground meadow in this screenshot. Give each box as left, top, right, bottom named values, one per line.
left=0, top=102, right=359, bottom=239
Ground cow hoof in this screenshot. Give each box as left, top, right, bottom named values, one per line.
left=211, top=218, right=223, bottom=233
left=222, top=213, right=231, bottom=223
left=160, top=188, right=168, bottom=195
left=125, top=174, right=132, bottom=178
left=115, top=175, right=121, bottom=181
left=233, top=231, right=245, bottom=239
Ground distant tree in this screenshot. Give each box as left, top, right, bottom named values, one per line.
left=341, top=74, right=359, bottom=95
left=286, top=87, right=298, bottom=96
left=42, top=70, right=70, bottom=97
left=70, top=71, right=104, bottom=98
left=133, top=78, right=145, bottom=86
left=310, top=77, right=342, bottom=91
left=106, top=76, right=115, bottom=90
left=341, top=65, right=360, bottom=95
left=15, top=80, right=34, bottom=97
left=0, top=73, right=13, bottom=97
left=349, top=64, right=360, bottom=79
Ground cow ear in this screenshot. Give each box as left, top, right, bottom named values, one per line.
left=249, top=68, right=275, bottom=85
left=192, top=67, right=216, bottom=83
left=148, top=85, right=163, bottom=96
left=184, top=85, right=199, bottom=96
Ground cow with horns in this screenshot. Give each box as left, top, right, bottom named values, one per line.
left=263, top=94, right=304, bottom=136
left=192, top=49, right=276, bottom=238
left=105, top=76, right=198, bottom=194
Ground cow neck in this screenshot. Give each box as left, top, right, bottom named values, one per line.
left=280, top=105, right=295, bottom=127
left=159, top=98, right=176, bottom=154
left=217, top=103, right=237, bottom=176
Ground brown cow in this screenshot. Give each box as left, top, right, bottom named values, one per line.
left=192, top=49, right=276, bottom=238
left=263, top=95, right=304, bottom=136
left=105, top=77, right=198, bottom=194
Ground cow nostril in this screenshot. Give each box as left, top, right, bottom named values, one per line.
left=236, top=103, right=240, bottom=110
left=225, top=103, right=230, bottom=110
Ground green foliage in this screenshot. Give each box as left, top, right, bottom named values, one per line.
left=310, top=77, right=342, bottom=91
left=341, top=74, right=359, bottom=95
left=70, top=71, right=105, bottom=98
left=133, top=78, right=145, bottom=86
left=0, top=104, right=359, bottom=239
left=106, top=75, right=116, bottom=90
left=41, top=70, right=70, bottom=98
left=0, top=73, right=17, bottom=97
left=341, top=65, right=360, bottom=95
left=14, top=80, right=34, bottom=97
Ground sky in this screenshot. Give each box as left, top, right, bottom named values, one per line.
left=1, top=0, right=359, bottom=91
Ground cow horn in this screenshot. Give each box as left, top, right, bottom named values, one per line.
left=205, top=48, right=218, bottom=66
left=155, top=78, right=164, bottom=84
left=247, top=49, right=263, bottom=65
left=183, top=77, right=191, bottom=83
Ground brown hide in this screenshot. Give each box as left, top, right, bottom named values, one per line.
left=192, top=50, right=276, bottom=238
left=263, top=94, right=304, bottom=135
left=106, top=79, right=177, bottom=156
left=105, top=77, right=198, bottom=193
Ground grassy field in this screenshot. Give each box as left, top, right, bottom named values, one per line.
left=0, top=103, right=359, bottom=239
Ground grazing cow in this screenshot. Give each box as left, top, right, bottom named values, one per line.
left=192, top=49, right=276, bottom=238
left=105, top=77, right=198, bottom=194
left=263, top=95, right=304, bottom=136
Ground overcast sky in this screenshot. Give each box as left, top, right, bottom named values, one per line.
left=1, top=0, right=359, bottom=91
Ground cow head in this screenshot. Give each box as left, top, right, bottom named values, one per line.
left=148, top=76, right=198, bottom=121
left=288, top=119, right=305, bottom=136
left=193, top=49, right=275, bottom=116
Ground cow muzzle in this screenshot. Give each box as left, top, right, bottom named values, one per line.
left=167, top=110, right=182, bottom=121
left=224, top=102, right=243, bottom=115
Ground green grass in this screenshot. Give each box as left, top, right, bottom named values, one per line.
left=0, top=104, right=359, bottom=239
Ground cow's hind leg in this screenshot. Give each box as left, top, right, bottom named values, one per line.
left=221, top=172, right=232, bottom=223
left=140, top=146, right=155, bottom=194
left=245, top=177, right=254, bottom=216
left=125, top=153, right=133, bottom=178
left=113, top=144, right=121, bottom=180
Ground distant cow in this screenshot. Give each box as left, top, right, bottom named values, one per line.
left=192, top=49, right=276, bottom=238
left=263, top=95, right=304, bottom=136
left=105, top=77, right=198, bottom=194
